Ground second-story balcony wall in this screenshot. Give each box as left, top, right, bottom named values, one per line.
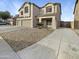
left=41, top=3, right=55, bottom=15
left=39, top=3, right=61, bottom=16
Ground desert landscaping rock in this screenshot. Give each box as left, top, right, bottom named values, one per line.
left=0, top=26, right=22, bottom=33
left=0, top=27, right=52, bottom=52
left=17, top=28, right=79, bottom=59
left=0, top=37, right=20, bottom=59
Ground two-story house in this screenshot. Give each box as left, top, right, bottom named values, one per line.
left=74, top=0, right=79, bottom=28
left=16, top=2, right=61, bottom=29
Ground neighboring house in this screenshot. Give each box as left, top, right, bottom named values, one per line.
left=7, top=18, right=15, bottom=25
left=0, top=17, right=14, bottom=25
left=74, top=0, right=79, bottom=29
left=16, top=2, right=61, bottom=29
left=0, top=18, right=8, bottom=25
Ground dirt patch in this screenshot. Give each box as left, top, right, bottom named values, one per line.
left=0, top=28, right=53, bottom=52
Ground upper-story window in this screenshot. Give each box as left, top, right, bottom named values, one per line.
left=25, top=7, right=28, bottom=13
left=46, top=6, right=52, bottom=13
left=21, top=11, right=23, bottom=15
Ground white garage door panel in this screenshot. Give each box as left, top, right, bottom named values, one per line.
left=16, top=21, right=21, bottom=26
left=22, top=20, right=31, bottom=27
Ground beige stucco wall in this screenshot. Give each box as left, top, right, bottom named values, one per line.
left=40, top=4, right=60, bottom=15
left=56, top=5, right=61, bottom=28
left=74, top=0, right=79, bottom=21
left=19, top=4, right=31, bottom=18
left=54, top=5, right=61, bottom=27
left=52, top=16, right=57, bottom=29
left=32, top=5, right=40, bottom=27
left=38, top=4, right=61, bottom=29
left=74, top=0, right=79, bottom=29
left=39, top=4, right=61, bottom=29
left=17, top=4, right=34, bottom=28
left=56, top=5, right=61, bottom=15
left=16, top=3, right=61, bottom=29
left=40, top=4, right=55, bottom=15
left=55, top=16, right=60, bottom=28
left=16, top=4, right=40, bottom=28
left=71, top=21, right=74, bottom=29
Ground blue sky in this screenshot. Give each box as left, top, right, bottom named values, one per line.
left=0, top=0, right=76, bottom=21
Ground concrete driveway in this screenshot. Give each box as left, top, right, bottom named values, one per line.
left=0, top=37, right=21, bottom=59
left=17, top=28, right=79, bottom=59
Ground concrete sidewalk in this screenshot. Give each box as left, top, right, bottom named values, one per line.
left=17, top=29, right=79, bottom=59
left=0, top=37, right=20, bottom=59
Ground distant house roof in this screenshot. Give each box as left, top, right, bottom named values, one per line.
left=73, top=0, right=78, bottom=14
left=18, top=2, right=61, bottom=12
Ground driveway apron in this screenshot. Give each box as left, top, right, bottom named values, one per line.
left=0, top=37, right=21, bottom=59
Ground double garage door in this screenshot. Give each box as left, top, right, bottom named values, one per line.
left=16, top=19, right=31, bottom=27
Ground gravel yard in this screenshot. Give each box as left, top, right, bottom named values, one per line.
left=0, top=27, right=52, bottom=52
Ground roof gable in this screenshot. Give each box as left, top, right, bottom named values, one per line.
left=18, top=2, right=61, bottom=11
left=41, top=3, right=61, bottom=8
left=18, top=2, right=40, bottom=11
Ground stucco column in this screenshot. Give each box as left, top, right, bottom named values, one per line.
left=43, top=20, right=47, bottom=28
left=39, top=17, right=42, bottom=23
left=52, top=17, right=57, bottom=29
left=71, top=21, right=74, bottom=29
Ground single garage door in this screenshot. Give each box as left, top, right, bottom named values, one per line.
left=16, top=20, right=21, bottom=26
left=22, top=20, right=31, bottom=27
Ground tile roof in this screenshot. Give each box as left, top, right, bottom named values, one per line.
left=18, top=2, right=40, bottom=11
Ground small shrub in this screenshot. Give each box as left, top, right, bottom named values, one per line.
left=37, top=23, right=43, bottom=29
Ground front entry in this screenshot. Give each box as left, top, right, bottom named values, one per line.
left=41, top=18, right=52, bottom=28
